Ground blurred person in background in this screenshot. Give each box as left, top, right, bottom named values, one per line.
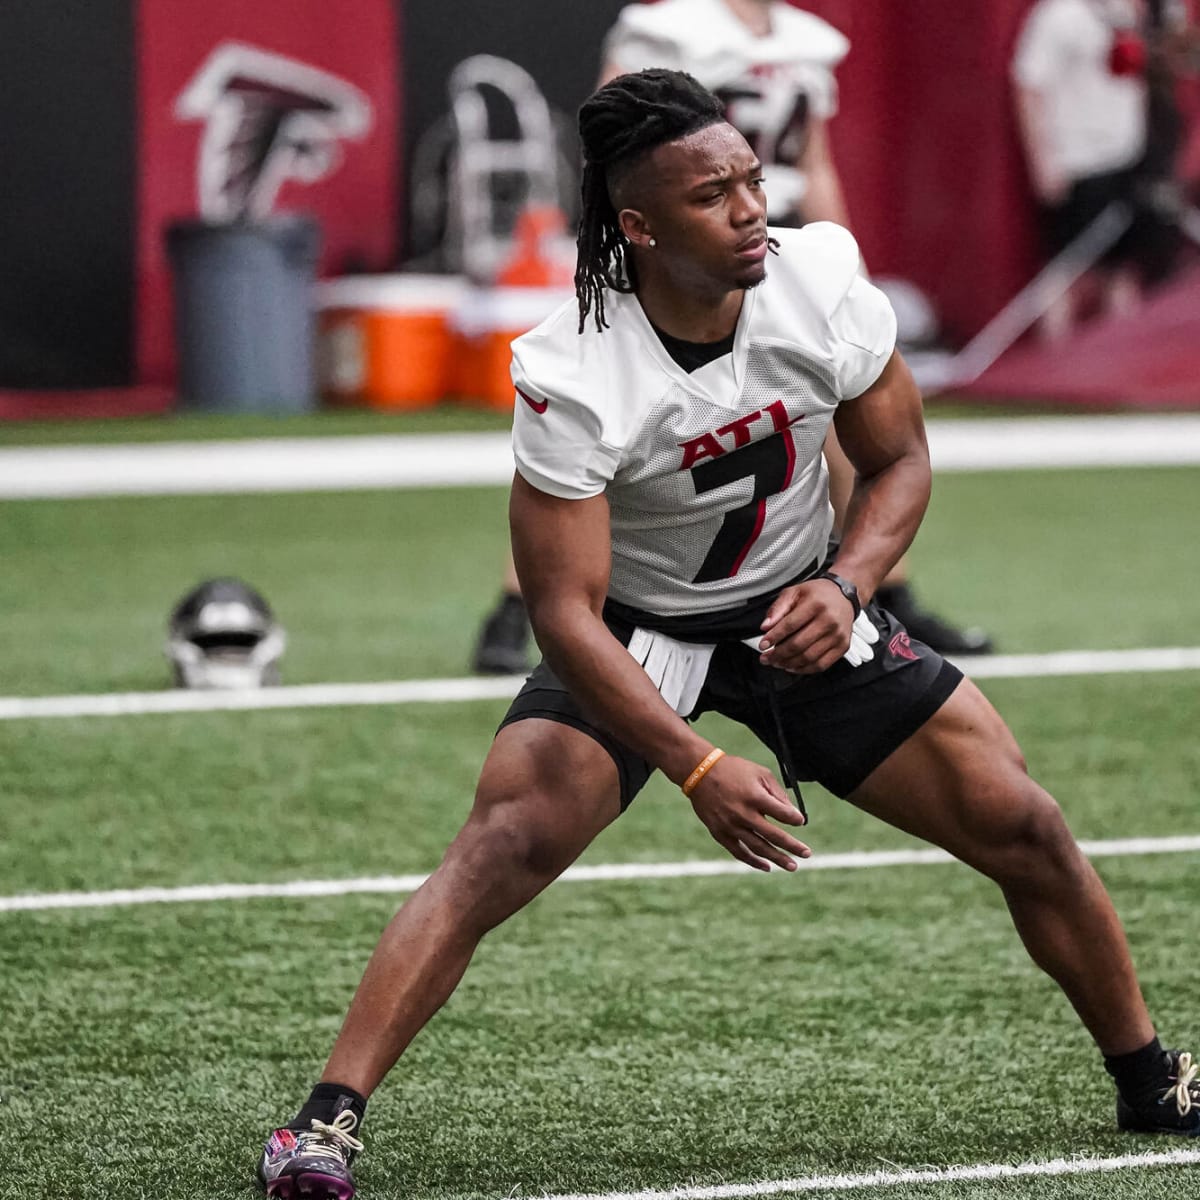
left=1173, top=5, right=1200, bottom=186
left=472, top=0, right=992, bottom=676
left=599, top=0, right=852, bottom=227
left=1142, top=1, right=1200, bottom=227
left=1013, top=0, right=1187, bottom=339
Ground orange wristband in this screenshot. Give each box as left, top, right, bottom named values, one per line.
left=681, top=748, right=726, bottom=797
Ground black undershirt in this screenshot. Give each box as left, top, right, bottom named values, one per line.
left=650, top=322, right=735, bottom=374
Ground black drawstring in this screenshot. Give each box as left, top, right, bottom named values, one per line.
left=766, top=678, right=808, bottom=823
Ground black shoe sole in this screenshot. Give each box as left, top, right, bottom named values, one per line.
left=264, top=1172, right=356, bottom=1199
left=1116, top=1097, right=1200, bottom=1136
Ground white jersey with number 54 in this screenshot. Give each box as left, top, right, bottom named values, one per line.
left=603, top=0, right=849, bottom=218
left=510, top=223, right=897, bottom=617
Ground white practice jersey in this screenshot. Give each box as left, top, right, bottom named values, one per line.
left=511, top=223, right=897, bottom=617
left=603, top=0, right=849, bottom=217
left=1012, top=0, right=1146, bottom=182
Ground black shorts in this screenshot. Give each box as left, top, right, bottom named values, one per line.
left=496, top=598, right=963, bottom=810
left=1042, top=167, right=1179, bottom=284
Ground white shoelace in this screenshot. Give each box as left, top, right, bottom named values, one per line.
left=298, top=1109, right=365, bottom=1160
left=1165, top=1052, right=1199, bottom=1116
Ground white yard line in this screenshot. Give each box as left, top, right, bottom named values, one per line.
left=0, top=676, right=523, bottom=720
left=539, top=1148, right=1200, bottom=1200
left=3, top=835, right=1198, bottom=914
left=1, top=414, right=1198, bottom=498
left=1, top=646, right=1198, bottom=721
left=924, top=414, right=1200, bottom=472
left=0, top=432, right=513, bottom=498
left=952, top=646, right=1200, bottom=679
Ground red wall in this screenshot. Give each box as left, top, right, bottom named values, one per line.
left=802, top=0, right=1040, bottom=343
left=126, top=0, right=1065, bottom=387
left=135, top=0, right=400, bottom=385
left=128, top=0, right=1045, bottom=386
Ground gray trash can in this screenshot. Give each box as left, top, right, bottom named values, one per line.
left=166, top=216, right=321, bottom=413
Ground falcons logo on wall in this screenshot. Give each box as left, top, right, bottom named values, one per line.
left=175, top=42, right=372, bottom=220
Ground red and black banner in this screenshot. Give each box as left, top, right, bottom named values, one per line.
left=136, top=0, right=400, bottom=386
left=0, top=0, right=399, bottom=400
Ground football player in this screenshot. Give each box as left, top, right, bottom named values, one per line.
left=473, top=0, right=990, bottom=676
left=259, top=71, right=1197, bottom=1199
left=1012, top=0, right=1185, bottom=338
left=600, top=0, right=852, bottom=228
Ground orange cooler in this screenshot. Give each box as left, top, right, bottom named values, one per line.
left=317, top=276, right=466, bottom=409
left=449, top=286, right=574, bottom=410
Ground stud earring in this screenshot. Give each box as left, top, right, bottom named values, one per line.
left=648, top=237, right=657, bottom=247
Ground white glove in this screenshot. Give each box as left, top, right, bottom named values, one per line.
left=842, top=609, right=881, bottom=667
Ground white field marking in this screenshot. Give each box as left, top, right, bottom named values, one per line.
left=539, top=1149, right=1200, bottom=1200
left=0, top=676, right=523, bottom=720
left=0, top=433, right=514, bottom=499
left=3, top=835, right=1199, bottom=914
left=0, top=414, right=1198, bottom=499
left=925, top=414, right=1200, bottom=473
left=954, top=645, right=1200, bottom=680
left=1, top=646, right=1198, bottom=722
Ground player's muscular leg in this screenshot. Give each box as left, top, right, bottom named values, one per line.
left=846, top=678, right=1154, bottom=1057
left=322, top=720, right=623, bottom=1096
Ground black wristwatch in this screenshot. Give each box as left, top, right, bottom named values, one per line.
left=817, top=571, right=861, bottom=618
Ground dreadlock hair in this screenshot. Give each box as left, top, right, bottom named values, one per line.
left=575, top=69, right=724, bottom=333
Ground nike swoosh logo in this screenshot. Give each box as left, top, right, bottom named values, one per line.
left=517, top=387, right=548, bottom=414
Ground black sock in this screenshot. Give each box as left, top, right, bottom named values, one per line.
left=499, top=591, right=525, bottom=615
left=1104, top=1036, right=1165, bottom=1100
left=288, top=1081, right=368, bottom=1133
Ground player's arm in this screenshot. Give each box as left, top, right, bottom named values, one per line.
left=1011, top=7, right=1070, bottom=206
left=597, top=10, right=683, bottom=89
left=796, top=117, right=852, bottom=227
left=1013, top=85, right=1069, bottom=206
left=597, top=58, right=623, bottom=88
left=827, top=350, right=930, bottom=596
left=510, top=472, right=811, bottom=871
left=758, top=351, right=929, bottom=673
left=510, top=473, right=705, bottom=784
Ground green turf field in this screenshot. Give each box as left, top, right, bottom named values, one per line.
left=2, top=467, right=1197, bottom=695
left=2, top=460, right=1199, bottom=1199
left=0, top=405, right=515, bottom=446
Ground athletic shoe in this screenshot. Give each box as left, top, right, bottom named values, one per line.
left=1116, top=1049, right=1200, bottom=1136
left=472, top=593, right=531, bottom=675
left=258, top=1110, right=363, bottom=1199
left=875, top=582, right=994, bottom=656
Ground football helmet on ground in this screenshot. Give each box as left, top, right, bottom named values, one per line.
left=165, top=577, right=286, bottom=689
